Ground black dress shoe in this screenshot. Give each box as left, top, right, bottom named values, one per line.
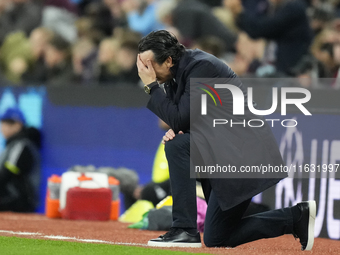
left=293, top=200, right=316, bottom=251
left=148, top=228, right=202, bottom=247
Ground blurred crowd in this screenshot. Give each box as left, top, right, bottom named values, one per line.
left=0, top=0, right=340, bottom=88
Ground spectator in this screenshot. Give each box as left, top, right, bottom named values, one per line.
left=0, top=32, right=33, bottom=84
left=170, top=0, right=237, bottom=50
left=155, top=1, right=184, bottom=44
left=44, top=34, right=75, bottom=86
left=212, top=3, right=238, bottom=34
left=76, top=17, right=104, bottom=45
left=317, top=42, right=340, bottom=78
left=123, top=0, right=164, bottom=36
left=72, top=37, right=98, bottom=85
left=227, top=0, right=313, bottom=75
left=240, top=0, right=269, bottom=17
left=1, top=0, right=339, bottom=86
left=103, top=0, right=128, bottom=29
left=22, top=27, right=54, bottom=85
left=0, top=0, right=42, bottom=44
left=229, top=32, right=265, bottom=77
left=291, top=55, right=319, bottom=88
left=82, top=1, right=115, bottom=39
left=115, top=40, right=140, bottom=84
left=309, top=3, right=334, bottom=36
left=213, top=0, right=269, bottom=34
left=199, top=0, right=223, bottom=8
left=311, top=29, right=340, bottom=78
left=42, top=0, right=78, bottom=43
left=44, top=0, right=78, bottom=14
left=192, top=36, right=227, bottom=59
left=97, top=38, right=121, bottom=84
left=0, top=107, right=41, bottom=212
left=0, top=28, right=53, bottom=85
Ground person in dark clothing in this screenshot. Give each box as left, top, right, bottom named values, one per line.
left=114, top=40, right=141, bottom=85
left=136, top=30, right=316, bottom=250
left=22, top=27, right=54, bottom=85
left=99, top=39, right=140, bottom=86
left=227, top=0, right=313, bottom=74
left=0, top=0, right=42, bottom=44
left=171, top=0, right=237, bottom=51
left=0, top=108, right=41, bottom=212
left=44, top=34, right=75, bottom=86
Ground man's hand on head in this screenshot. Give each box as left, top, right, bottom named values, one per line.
left=162, top=129, right=184, bottom=144
left=136, top=54, right=157, bottom=85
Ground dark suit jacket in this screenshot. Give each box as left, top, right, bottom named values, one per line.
left=147, top=49, right=285, bottom=211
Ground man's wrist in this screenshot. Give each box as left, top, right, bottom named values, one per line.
left=147, top=81, right=158, bottom=86
left=144, top=81, right=159, bottom=94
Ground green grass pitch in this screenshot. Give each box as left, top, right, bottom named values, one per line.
left=0, top=236, right=210, bottom=255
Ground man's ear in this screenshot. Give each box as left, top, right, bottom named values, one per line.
left=166, top=56, right=174, bottom=68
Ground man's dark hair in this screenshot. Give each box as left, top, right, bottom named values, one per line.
left=138, top=30, right=185, bottom=65
left=49, top=34, right=70, bottom=52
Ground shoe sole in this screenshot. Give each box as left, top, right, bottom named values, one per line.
left=148, top=240, right=202, bottom=248
left=304, top=200, right=316, bottom=251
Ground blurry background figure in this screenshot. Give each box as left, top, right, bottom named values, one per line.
left=309, top=2, right=334, bottom=36
left=97, top=38, right=121, bottom=84
left=97, top=29, right=141, bottom=86
left=227, top=0, right=313, bottom=75
left=311, top=29, right=340, bottom=79
left=0, top=107, right=41, bottom=212
left=291, top=55, right=319, bottom=88
left=79, top=1, right=115, bottom=43
left=114, top=39, right=140, bottom=84
left=42, top=0, right=78, bottom=44
left=155, top=0, right=183, bottom=45
left=0, top=0, right=340, bottom=86
left=22, top=27, right=54, bottom=85
left=192, top=36, right=227, bottom=60
left=44, top=34, right=75, bottom=86
left=0, top=0, right=42, bottom=45
left=170, top=0, right=237, bottom=50
left=123, top=0, right=164, bottom=36
left=0, top=32, right=33, bottom=84
left=229, top=32, right=266, bottom=77
left=72, top=37, right=98, bottom=85
left=103, top=0, right=128, bottom=30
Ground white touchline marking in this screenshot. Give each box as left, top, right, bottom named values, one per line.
left=0, top=215, right=49, bottom=221
left=0, top=230, right=147, bottom=247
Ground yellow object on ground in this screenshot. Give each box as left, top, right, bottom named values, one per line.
left=156, top=196, right=173, bottom=209
left=119, top=200, right=154, bottom=223
left=152, top=142, right=169, bottom=183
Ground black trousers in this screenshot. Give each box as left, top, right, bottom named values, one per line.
left=165, top=133, right=294, bottom=247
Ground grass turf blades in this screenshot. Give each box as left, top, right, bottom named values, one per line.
left=0, top=236, right=210, bottom=255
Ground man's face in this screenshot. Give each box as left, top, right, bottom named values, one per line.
left=98, top=40, right=117, bottom=65
left=30, top=29, right=49, bottom=59
left=1, top=121, right=22, bottom=140
left=139, top=50, right=173, bottom=84
left=44, top=45, right=65, bottom=68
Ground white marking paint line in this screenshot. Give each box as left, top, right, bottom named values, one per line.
left=0, top=230, right=147, bottom=247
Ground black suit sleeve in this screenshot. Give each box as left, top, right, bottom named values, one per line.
left=147, top=60, right=219, bottom=133
left=237, top=2, right=305, bottom=40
